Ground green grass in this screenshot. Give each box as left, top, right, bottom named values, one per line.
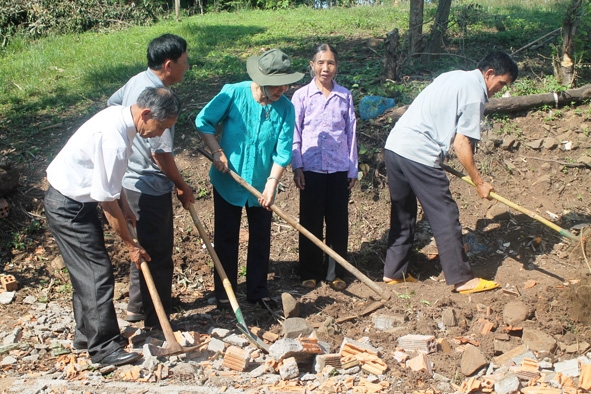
left=0, top=7, right=403, bottom=118
left=0, top=0, right=579, bottom=167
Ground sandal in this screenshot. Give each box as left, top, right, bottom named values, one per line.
left=301, top=279, right=317, bottom=289
left=384, top=274, right=417, bottom=285
left=124, top=311, right=143, bottom=322
left=457, top=278, right=499, bottom=294
left=216, top=299, right=232, bottom=311
left=330, top=278, right=347, bottom=291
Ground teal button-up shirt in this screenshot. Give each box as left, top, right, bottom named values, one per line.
left=195, top=81, right=295, bottom=207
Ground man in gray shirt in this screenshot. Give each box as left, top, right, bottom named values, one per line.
left=383, top=51, right=518, bottom=294
left=108, top=34, right=194, bottom=329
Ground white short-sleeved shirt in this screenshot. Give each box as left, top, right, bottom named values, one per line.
left=46, top=106, right=137, bottom=203
left=385, top=69, right=488, bottom=168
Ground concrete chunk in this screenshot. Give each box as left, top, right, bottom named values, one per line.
left=269, top=338, right=304, bottom=361
left=282, top=317, right=313, bottom=339
left=279, top=357, right=299, bottom=379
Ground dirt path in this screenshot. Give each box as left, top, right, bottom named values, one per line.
left=1, top=94, right=591, bottom=392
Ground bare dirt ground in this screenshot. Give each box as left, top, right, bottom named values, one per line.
left=1, top=64, right=591, bottom=391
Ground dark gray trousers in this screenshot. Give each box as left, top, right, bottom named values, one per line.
left=44, top=186, right=121, bottom=363
left=125, top=189, right=174, bottom=328
left=384, top=150, right=474, bottom=285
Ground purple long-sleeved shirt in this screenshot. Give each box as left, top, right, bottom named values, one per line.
left=291, top=79, right=358, bottom=179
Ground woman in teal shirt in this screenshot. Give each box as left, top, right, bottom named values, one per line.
left=196, top=49, right=303, bottom=311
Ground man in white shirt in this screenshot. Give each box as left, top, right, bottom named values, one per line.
left=44, top=87, right=180, bottom=366
left=108, top=34, right=194, bottom=329
left=383, top=51, right=518, bottom=294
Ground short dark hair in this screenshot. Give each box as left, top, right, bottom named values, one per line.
left=477, top=51, right=518, bottom=82
left=147, top=34, right=187, bottom=70
left=137, top=87, right=181, bottom=120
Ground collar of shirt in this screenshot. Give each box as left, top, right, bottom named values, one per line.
left=307, top=78, right=349, bottom=101
left=471, top=69, right=489, bottom=102
left=124, top=106, right=137, bottom=147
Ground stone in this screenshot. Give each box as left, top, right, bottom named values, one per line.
left=51, top=255, right=66, bottom=270
left=577, top=155, right=591, bottom=166
left=460, top=345, right=488, bottom=376
left=564, top=341, right=590, bottom=353
left=494, top=372, right=521, bottom=394
left=279, top=357, right=299, bottom=379
left=543, top=137, right=559, bottom=150
left=249, top=363, right=269, bottom=378
left=281, top=293, right=300, bottom=318
left=223, top=333, right=250, bottom=348
left=441, top=308, right=457, bottom=327
left=522, top=328, right=557, bottom=354
left=269, top=338, right=304, bottom=361
left=282, top=317, right=313, bottom=339
left=207, top=337, right=226, bottom=353
left=23, top=295, right=37, bottom=304
left=554, top=358, right=579, bottom=377
left=0, top=355, right=17, bottom=365
left=525, top=139, right=544, bottom=150
left=171, top=362, right=197, bottom=377
left=0, top=292, right=15, bottom=305
left=502, top=301, right=529, bottom=325
left=494, top=339, right=516, bottom=355
left=317, top=316, right=339, bottom=336
left=208, top=327, right=231, bottom=338
left=501, top=136, right=516, bottom=150
left=372, top=314, right=403, bottom=331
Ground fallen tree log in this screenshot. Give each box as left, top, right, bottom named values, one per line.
left=379, top=83, right=591, bottom=125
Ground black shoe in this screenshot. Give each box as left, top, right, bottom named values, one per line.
left=217, top=300, right=232, bottom=311
left=99, top=348, right=141, bottom=366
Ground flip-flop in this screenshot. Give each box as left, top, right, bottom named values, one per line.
left=330, top=278, right=347, bottom=291
left=301, top=279, right=317, bottom=289
left=385, top=274, right=417, bottom=284
left=458, top=278, right=499, bottom=294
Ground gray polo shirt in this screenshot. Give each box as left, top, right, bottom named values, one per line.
left=108, top=68, right=174, bottom=195
left=385, top=69, right=488, bottom=168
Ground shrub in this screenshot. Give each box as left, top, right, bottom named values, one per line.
left=0, top=0, right=164, bottom=47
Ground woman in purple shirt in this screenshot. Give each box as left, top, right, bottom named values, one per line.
left=291, top=44, right=358, bottom=291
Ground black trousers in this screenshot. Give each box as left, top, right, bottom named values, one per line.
left=384, top=150, right=473, bottom=285
left=44, top=186, right=121, bottom=363
left=299, top=171, right=349, bottom=282
left=213, top=188, right=272, bottom=302
left=125, top=189, right=174, bottom=328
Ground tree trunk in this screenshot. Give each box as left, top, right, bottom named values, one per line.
left=384, top=29, right=400, bottom=81
left=408, top=0, right=424, bottom=57
left=175, top=0, right=181, bottom=20
left=555, top=0, right=583, bottom=86
left=380, top=84, right=591, bottom=124
left=424, top=0, right=452, bottom=60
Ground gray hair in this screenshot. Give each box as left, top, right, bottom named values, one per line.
left=137, top=87, right=181, bottom=120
